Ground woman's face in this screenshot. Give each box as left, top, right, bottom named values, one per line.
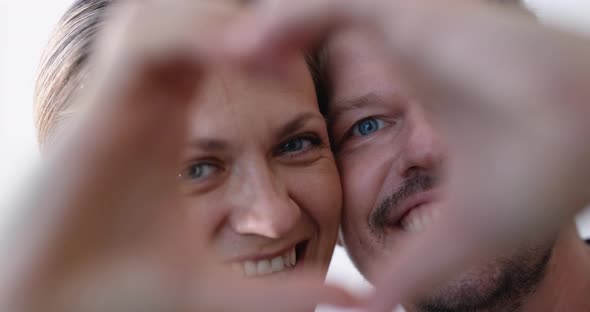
left=178, top=57, right=341, bottom=279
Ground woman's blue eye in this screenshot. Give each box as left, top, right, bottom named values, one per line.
left=279, top=136, right=318, bottom=155
left=180, top=163, right=217, bottom=181
left=352, top=117, right=386, bottom=137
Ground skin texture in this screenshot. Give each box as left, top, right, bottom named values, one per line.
left=1, top=1, right=359, bottom=311
left=219, top=0, right=590, bottom=311
left=325, top=30, right=558, bottom=312
left=5, top=0, right=590, bottom=311
left=178, top=61, right=340, bottom=280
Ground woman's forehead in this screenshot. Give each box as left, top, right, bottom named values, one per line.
left=202, top=58, right=314, bottom=97
left=185, top=60, right=321, bottom=141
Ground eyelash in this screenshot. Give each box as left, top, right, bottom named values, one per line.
left=336, top=116, right=391, bottom=148
left=179, top=160, right=223, bottom=183
left=351, top=117, right=387, bottom=137
left=179, top=134, right=324, bottom=182
left=275, top=133, right=324, bottom=157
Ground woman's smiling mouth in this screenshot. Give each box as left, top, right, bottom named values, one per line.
left=231, top=240, right=309, bottom=277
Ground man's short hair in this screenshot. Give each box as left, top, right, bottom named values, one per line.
left=309, top=0, right=533, bottom=117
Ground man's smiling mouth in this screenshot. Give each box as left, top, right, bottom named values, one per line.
left=388, top=190, right=440, bottom=233
left=370, top=172, right=440, bottom=234
left=399, top=200, right=439, bottom=233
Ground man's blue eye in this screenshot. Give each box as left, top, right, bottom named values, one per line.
left=180, top=163, right=217, bottom=181
left=352, top=118, right=386, bottom=137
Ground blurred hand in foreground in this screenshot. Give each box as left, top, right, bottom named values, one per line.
left=219, top=0, right=590, bottom=311
left=1, top=1, right=361, bottom=311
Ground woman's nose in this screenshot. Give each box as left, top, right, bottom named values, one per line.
left=229, top=164, right=301, bottom=239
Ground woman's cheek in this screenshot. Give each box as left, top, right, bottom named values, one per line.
left=285, top=159, right=342, bottom=260
left=297, top=159, right=341, bottom=216
left=178, top=191, right=228, bottom=243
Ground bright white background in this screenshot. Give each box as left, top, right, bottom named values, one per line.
left=1, top=0, right=589, bottom=295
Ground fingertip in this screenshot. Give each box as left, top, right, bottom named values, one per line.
left=364, top=288, right=401, bottom=312
left=221, top=15, right=269, bottom=63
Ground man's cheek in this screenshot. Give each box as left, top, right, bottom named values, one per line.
left=345, top=141, right=394, bottom=184
left=338, top=149, right=388, bottom=220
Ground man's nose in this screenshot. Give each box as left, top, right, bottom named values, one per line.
left=229, top=163, right=301, bottom=239
left=396, top=108, right=445, bottom=177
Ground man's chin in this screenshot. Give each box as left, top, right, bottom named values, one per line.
left=407, top=246, right=553, bottom=312
left=413, top=263, right=509, bottom=311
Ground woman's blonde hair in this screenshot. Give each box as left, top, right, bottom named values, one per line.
left=34, top=0, right=112, bottom=151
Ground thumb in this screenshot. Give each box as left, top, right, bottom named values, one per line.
left=187, top=269, right=366, bottom=312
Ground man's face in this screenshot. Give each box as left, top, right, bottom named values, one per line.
left=325, top=31, right=552, bottom=311
left=326, top=30, right=444, bottom=276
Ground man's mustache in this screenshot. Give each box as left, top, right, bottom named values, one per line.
left=370, top=172, right=438, bottom=232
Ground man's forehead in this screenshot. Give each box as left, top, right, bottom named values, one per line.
left=326, top=31, right=386, bottom=73
left=325, top=30, right=411, bottom=113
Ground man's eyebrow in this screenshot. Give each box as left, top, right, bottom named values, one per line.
left=330, top=92, right=407, bottom=121
left=276, top=112, right=325, bottom=140
left=188, top=138, right=230, bottom=152
left=329, top=92, right=387, bottom=120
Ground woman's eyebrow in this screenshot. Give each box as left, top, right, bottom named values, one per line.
left=188, top=138, right=230, bottom=152
left=275, top=112, right=324, bottom=140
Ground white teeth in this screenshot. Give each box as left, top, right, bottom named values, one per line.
left=283, top=246, right=296, bottom=268
left=236, top=246, right=299, bottom=278
left=422, top=213, right=432, bottom=227
left=401, top=207, right=437, bottom=233
left=414, top=215, right=424, bottom=232
left=257, top=259, right=272, bottom=275
left=244, top=261, right=257, bottom=277
left=271, top=256, right=285, bottom=272
left=402, top=218, right=414, bottom=232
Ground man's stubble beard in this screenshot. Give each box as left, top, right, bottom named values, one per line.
left=411, top=243, right=553, bottom=312
left=358, top=171, right=554, bottom=312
